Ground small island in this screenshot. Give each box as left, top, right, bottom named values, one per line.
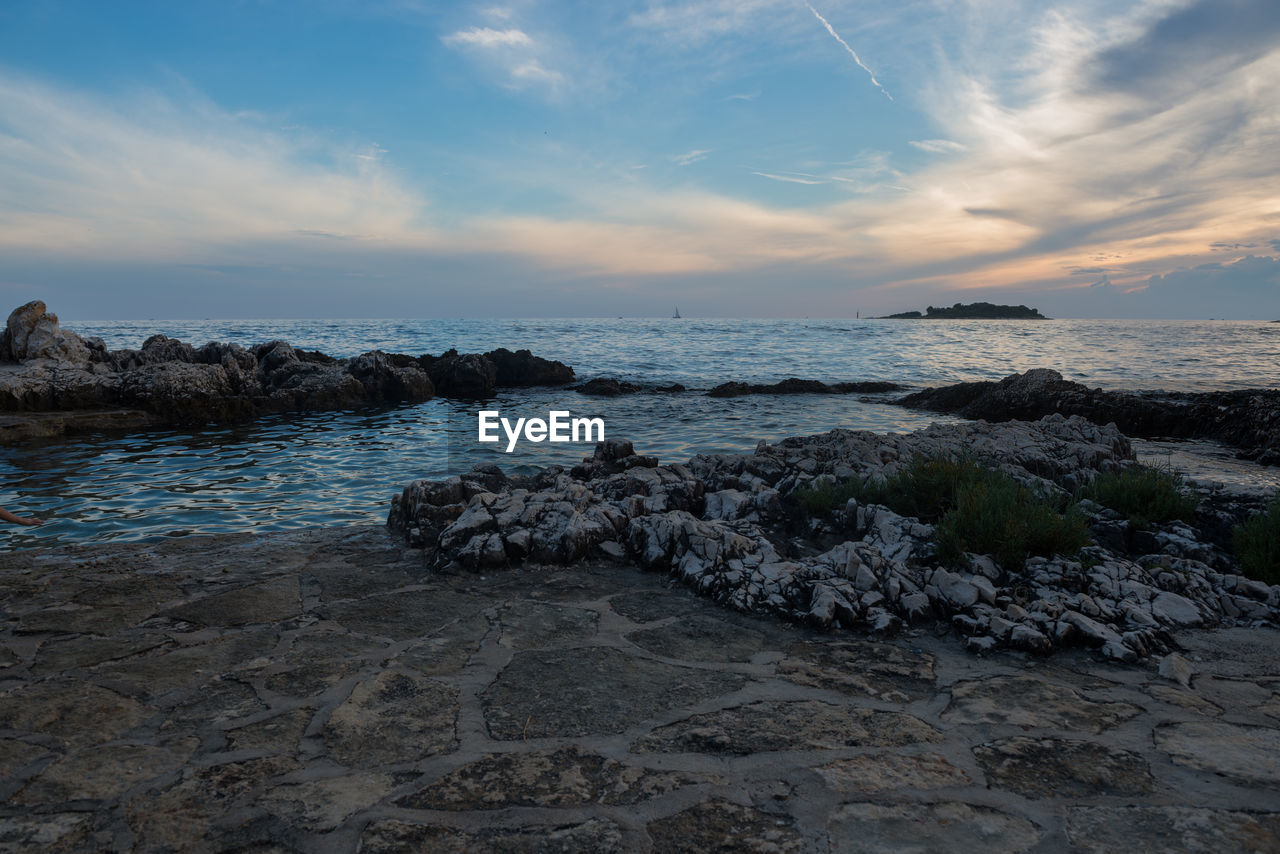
left=881, top=301, right=1047, bottom=319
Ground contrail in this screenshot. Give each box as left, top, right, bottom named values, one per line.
left=803, top=2, right=893, bottom=101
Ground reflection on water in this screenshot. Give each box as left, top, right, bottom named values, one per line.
left=0, top=390, right=955, bottom=549
left=5, top=316, right=1278, bottom=549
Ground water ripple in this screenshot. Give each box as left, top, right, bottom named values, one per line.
left=3, top=317, right=1276, bottom=549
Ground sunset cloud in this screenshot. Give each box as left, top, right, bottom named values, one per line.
left=1, top=0, right=1278, bottom=317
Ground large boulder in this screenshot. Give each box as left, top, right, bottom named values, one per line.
left=2, top=300, right=91, bottom=366
left=898, top=369, right=1280, bottom=465
left=140, top=334, right=197, bottom=364
left=119, top=362, right=257, bottom=424
left=347, top=351, right=434, bottom=403
left=427, top=350, right=498, bottom=399
left=484, top=347, right=574, bottom=387
left=253, top=340, right=301, bottom=378
left=262, top=361, right=366, bottom=412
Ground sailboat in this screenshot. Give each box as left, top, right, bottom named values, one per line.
left=672, top=306, right=681, bottom=319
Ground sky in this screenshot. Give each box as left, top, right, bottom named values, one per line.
left=1, top=0, right=1278, bottom=319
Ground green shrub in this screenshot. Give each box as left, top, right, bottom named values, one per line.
left=1234, top=496, right=1280, bottom=585
left=793, top=454, right=1089, bottom=569
left=793, top=478, right=867, bottom=516
left=1079, top=463, right=1198, bottom=529
left=934, top=475, right=1091, bottom=570
left=860, top=455, right=987, bottom=523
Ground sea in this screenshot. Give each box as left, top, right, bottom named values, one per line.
left=3, top=317, right=1279, bottom=549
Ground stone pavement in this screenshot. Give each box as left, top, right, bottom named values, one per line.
left=0, top=526, right=1277, bottom=852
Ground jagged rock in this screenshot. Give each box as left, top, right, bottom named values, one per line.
left=390, top=417, right=1280, bottom=661
left=483, top=347, right=574, bottom=386
left=347, top=351, right=434, bottom=402
left=899, top=368, right=1280, bottom=465
left=574, top=377, right=640, bottom=396
left=3, top=300, right=91, bottom=365
left=0, top=301, right=564, bottom=437
left=140, top=334, right=197, bottom=364
left=1158, top=652, right=1193, bottom=687
left=426, top=350, right=497, bottom=398
left=707, top=378, right=904, bottom=397
left=120, top=362, right=258, bottom=424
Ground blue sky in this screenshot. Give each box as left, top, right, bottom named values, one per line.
left=1, top=0, right=1278, bottom=318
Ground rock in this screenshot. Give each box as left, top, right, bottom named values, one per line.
left=484, top=346, right=574, bottom=386
left=814, top=752, right=970, bottom=794
left=1158, top=652, right=1194, bottom=687
left=15, top=742, right=193, bottom=803
left=1151, top=591, right=1203, bottom=627
left=1065, top=806, right=1280, bottom=854
left=347, top=350, right=434, bottom=402
left=0, top=678, right=151, bottom=748
left=324, top=671, right=458, bottom=768
left=0, top=302, right=474, bottom=434
left=632, top=700, right=941, bottom=754
left=498, top=600, right=598, bottom=650
left=778, top=640, right=935, bottom=702
left=388, top=415, right=1279, bottom=663
left=828, top=802, right=1041, bottom=854
left=899, top=368, right=1280, bottom=464
left=707, top=378, right=904, bottom=397
left=573, top=377, right=685, bottom=396
left=396, top=746, right=709, bottom=809
left=361, top=818, right=627, bottom=854
left=647, top=802, right=803, bottom=853
left=1155, top=721, right=1280, bottom=786
left=944, top=676, right=1141, bottom=732
left=626, top=614, right=780, bottom=662
left=4, top=300, right=91, bottom=365
left=426, top=349, right=497, bottom=398
left=973, top=736, right=1153, bottom=799
left=259, top=773, right=396, bottom=832
left=932, top=568, right=980, bottom=608
left=0, top=302, right=588, bottom=438
left=575, top=377, right=639, bottom=396
left=481, top=647, right=745, bottom=739
left=141, top=334, right=196, bottom=364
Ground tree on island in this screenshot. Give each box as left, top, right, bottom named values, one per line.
left=881, top=302, right=1047, bottom=319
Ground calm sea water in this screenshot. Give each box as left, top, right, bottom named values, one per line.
left=3, top=318, right=1278, bottom=549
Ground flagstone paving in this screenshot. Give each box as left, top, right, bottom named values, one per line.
left=0, top=525, right=1278, bottom=852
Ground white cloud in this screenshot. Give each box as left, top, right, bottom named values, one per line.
left=0, top=74, right=428, bottom=258
left=441, top=21, right=565, bottom=94
left=5, top=1, right=1280, bottom=318
left=511, top=60, right=564, bottom=86
left=627, top=0, right=791, bottom=46
left=908, top=139, right=966, bottom=154
left=441, top=26, right=532, bottom=48
left=672, top=149, right=712, bottom=166
left=752, top=172, right=825, bottom=185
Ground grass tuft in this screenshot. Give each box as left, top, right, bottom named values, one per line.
left=793, top=478, right=866, bottom=516
left=1233, top=495, right=1280, bottom=585
left=933, top=474, right=1090, bottom=571
left=1078, top=463, right=1198, bottom=529
left=793, top=455, right=1089, bottom=569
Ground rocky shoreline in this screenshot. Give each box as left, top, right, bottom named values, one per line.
left=4, top=302, right=1280, bottom=474
left=3, top=304, right=1279, bottom=850
left=0, top=301, right=574, bottom=439
left=389, top=415, right=1280, bottom=664
left=897, top=368, right=1280, bottom=466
